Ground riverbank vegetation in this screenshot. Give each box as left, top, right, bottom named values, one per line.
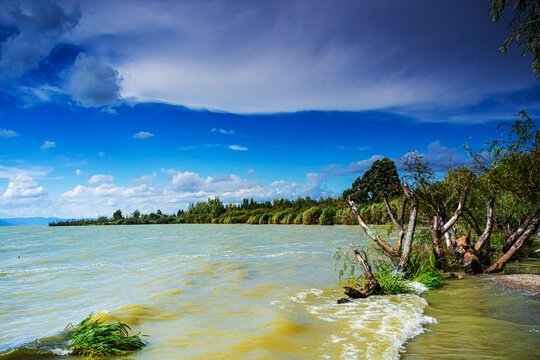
left=49, top=196, right=399, bottom=227
left=336, top=112, right=538, bottom=301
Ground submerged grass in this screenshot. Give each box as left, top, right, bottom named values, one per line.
left=65, top=313, right=146, bottom=357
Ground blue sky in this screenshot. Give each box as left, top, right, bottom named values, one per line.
left=0, top=0, right=538, bottom=218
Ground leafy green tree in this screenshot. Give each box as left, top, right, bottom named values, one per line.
left=490, top=0, right=540, bottom=76
left=208, top=197, right=225, bottom=219
left=465, top=112, right=539, bottom=272
left=112, top=209, right=123, bottom=221
left=343, top=158, right=401, bottom=204
left=132, top=210, right=140, bottom=219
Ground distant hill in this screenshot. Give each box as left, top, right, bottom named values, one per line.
left=0, top=217, right=68, bottom=226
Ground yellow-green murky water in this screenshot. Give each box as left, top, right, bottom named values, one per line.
left=0, top=225, right=538, bottom=359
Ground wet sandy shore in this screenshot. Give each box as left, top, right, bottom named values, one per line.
left=493, top=274, right=540, bottom=296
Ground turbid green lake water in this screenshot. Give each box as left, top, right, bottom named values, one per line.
left=1, top=225, right=539, bottom=359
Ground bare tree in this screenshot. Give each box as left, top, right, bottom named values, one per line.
left=346, top=182, right=418, bottom=273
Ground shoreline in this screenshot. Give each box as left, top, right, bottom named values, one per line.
left=492, top=274, right=540, bottom=296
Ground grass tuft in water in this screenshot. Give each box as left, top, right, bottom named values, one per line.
left=406, top=249, right=444, bottom=289
left=377, top=267, right=411, bottom=295
left=65, top=313, right=147, bottom=357
left=334, top=245, right=444, bottom=295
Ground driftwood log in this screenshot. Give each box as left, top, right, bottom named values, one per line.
left=337, top=243, right=381, bottom=303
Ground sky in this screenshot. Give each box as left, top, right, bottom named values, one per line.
left=0, top=0, right=538, bottom=218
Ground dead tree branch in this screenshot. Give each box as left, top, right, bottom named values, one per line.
left=346, top=196, right=399, bottom=261
left=485, top=213, right=540, bottom=273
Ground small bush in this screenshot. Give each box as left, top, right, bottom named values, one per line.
left=247, top=214, right=260, bottom=224
left=281, top=212, right=295, bottom=224
left=334, top=208, right=357, bottom=225
left=66, top=313, right=146, bottom=357
left=258, top=213, right=270, bottom=224
left=318, top=208, right=337, bottom=225
left=272, top=211, right=288, bottom=224
left=302, top=207, right=322, bottom=225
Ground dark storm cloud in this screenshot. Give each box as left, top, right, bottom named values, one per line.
left=64, top=0, right=536, bottom=114
left=0, top=0, right=81, bottom=78
left=66, top=53, right=121, bottom=107
left=2, top=0, right=538, bottom=115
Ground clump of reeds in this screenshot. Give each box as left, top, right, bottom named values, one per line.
left=334, top=245, right=444, bottom=296
left=406, top=248, right=444, bottom=289
left=65, top=313, right=146, bottom=357
left=376, top=267, right=412, bottom=295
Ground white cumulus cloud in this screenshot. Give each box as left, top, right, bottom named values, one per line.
left=3, top=173, right=47, bottom=198
left=41, top=140, right=56, bottom=149
left=132, top=131, right=154, bottom=139
left=229, top=145, right=247, bottom=151
left=0, top=129, right=18, bottom=138
left=211, top=128, right=235, bottom=135
left=88, top=174, right=114, bottom=185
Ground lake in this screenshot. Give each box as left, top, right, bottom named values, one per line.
left=1, top=225, right=539, bottom=359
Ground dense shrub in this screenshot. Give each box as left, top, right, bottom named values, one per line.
left=302, top=207, right=322, bottom=225
left=318, top=208, right=337, bottom=225
left=293, top=212, right=304, bottom=224
left=334, top=208, right=357, bottom=225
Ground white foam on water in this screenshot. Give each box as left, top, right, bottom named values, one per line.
left=406, top=281, right=429, bottom=295
left=262, top=251, right=323, bottom=258
left=50, top=348, right=72, bottom=355
left=289, top=288, right=324, bottom=303
left=264, top=252, right=290, bottom=258
left=291, top=288, right=436, bottom=360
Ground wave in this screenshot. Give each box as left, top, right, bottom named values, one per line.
left=285, top=288, right=436, bottom=360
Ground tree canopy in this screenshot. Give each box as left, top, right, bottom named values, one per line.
left=490, top=0, right=540, bottom=76
left=343, top=158, right=401, bottom=204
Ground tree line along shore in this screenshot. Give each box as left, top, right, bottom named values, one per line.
left=49, top=196, right=391, bottom=227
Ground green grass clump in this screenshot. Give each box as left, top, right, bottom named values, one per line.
left=334, top=245, right=444, bottom=296
left=377, top=267, right=411, bottom=295
left=406, top=248, right=443, bottom=289
left=66, top=313, right=146, bottom=357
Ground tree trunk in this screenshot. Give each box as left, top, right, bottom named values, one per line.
left=397, top=183, right=418, bottom=272
left=502, top=214, right=534, bottom=252
left=349, top=243, right=375, bottom=279
left=381, top=191, right=405, bottom=255
left=431, top=217, right=445, bottom=262
left=440, top=187, right=468, bottom=234
left=486, top=215, right=540, bottom=273
left=474, top=198, right=494, bottom=252
left=430, top=187, right=468, bottom=265
left=340, top=243, right=381, bottom=301
left=347, top=197, right=399, bottom=262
